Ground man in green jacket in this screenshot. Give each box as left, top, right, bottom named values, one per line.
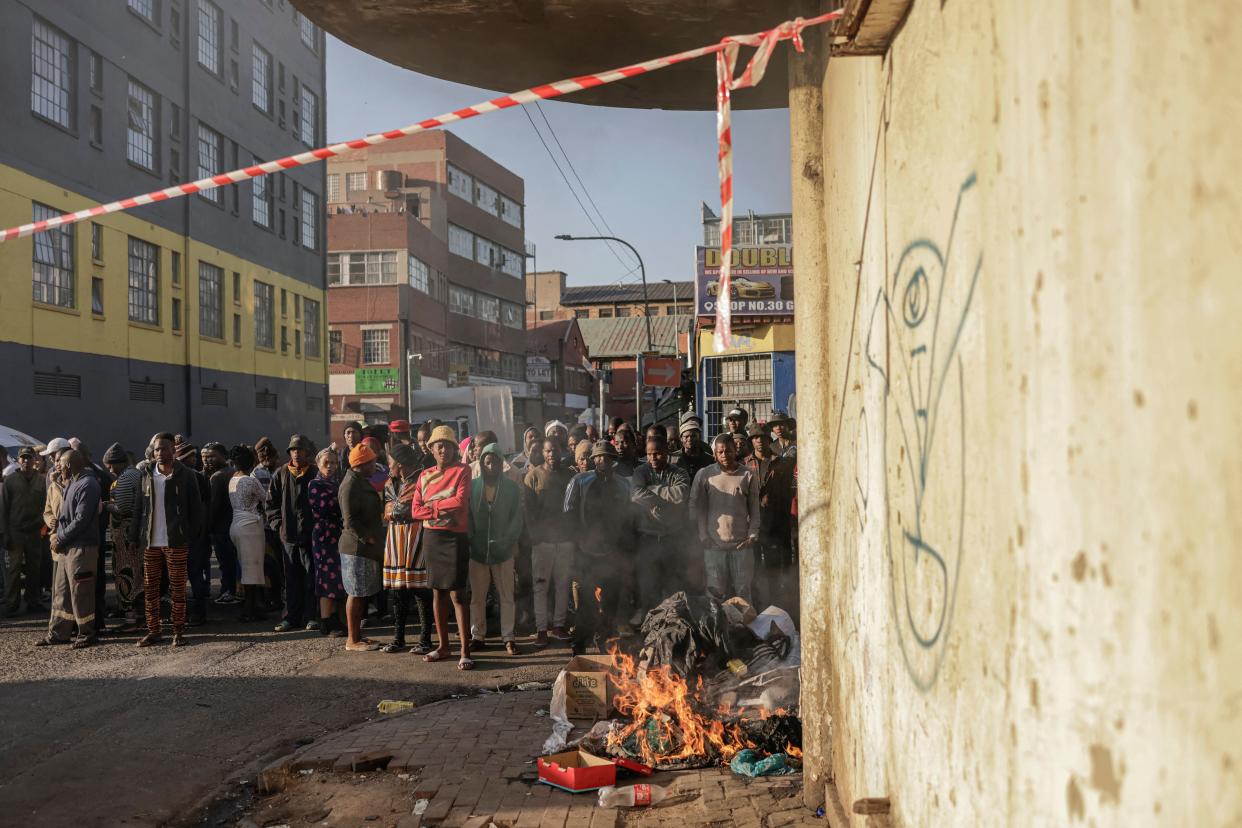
left=468, top=443, right=524, bottom=654
left=0, top=448, right=48, bottom=616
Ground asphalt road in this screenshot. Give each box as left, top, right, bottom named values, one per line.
left=0, top=610, right=564, bottom=827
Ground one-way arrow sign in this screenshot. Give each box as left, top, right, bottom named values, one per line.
left=642, top=357, right=681, bottom=388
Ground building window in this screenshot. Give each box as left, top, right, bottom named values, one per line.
left=304, top=298, right=320, bottom=358
left=408, top=255, right=430, bottom=293
left=89, top=106, right=103, bottom=147
left=616, top=306, right=631, bottom=317
left=232, top=312, right=241, bottom=344
left=31, top=203, right=74, bottom=308
left=477, top=293, right=500, bottom=323
left=475, top=236, right=499, bottom=269
left=91, top=223, right=103, bottom=261
left=297, top=12, right=317, bottom=52
left=31, top=18, right=73, bottom=129
left=538, top=310, right=554, bottom=321
left=169, top=252, right=181, bottom=288
left=253, top=280, right=274, bottom=348
left=447, top=164, right=473, bottom=200
left=294, top=294, right=301, bottom=320
left=88, top=51, right=102, bottom=94
left=198, top=262, right=223, bottom=338
left=501, top=301, right=523, bottom=330
left=329, top=330, right=342, bottom=363
left=232, top=270, right=240, bottom=302
left=196, top=123, right=222, bottom=204
left=474, top=180, right=498, bottom=216
left=327, top=173, right=340, bottom=203
left=128, top=0, right=158, bottom=23
left=280, top=324, right=288, bottom=353
left=127, top=237, right=159, bottom=324
left=171, top=297, right=182, bottom=332
left=500, top=194, right=523, bottom=228
left=448, top=224, right=473, bottom=259
left=500, top=247, right=523, bottom=278
left=299, top=189, right=317, bottom=249
left=297, top=86, right=317, bottom=145
left=252, top=167, right=272, bottom=228
left=197, top=0, right=222, bottom=75
left=598, top=307, right=614, bottom=318
left=126, top=78, right=159, bottom=171
left=448, top=284, right=475, bottom=317
left=280, top=288, right=287, bottom=317
left=362, top=329, right=390, bottom=365
left=251, top=43, right=271, bottom=112
left=328, top=251, right=399, bottom=285
left=91, top=277, right=104, bottom=315
left=575, top=309, right=590, bottom=319
left=346, top=171, right=366, bottom=194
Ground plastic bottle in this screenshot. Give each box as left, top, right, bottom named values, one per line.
left=377, top=699, right=415, bottom=714
left=597, top=784, right=669, bottom=808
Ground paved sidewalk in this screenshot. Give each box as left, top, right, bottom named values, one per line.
left=256, top=690, right=823, bottom=827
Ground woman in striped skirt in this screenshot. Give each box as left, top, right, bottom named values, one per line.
left=381, top=442, right=435, bottom=654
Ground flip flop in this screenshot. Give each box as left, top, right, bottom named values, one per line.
left=458, top=657, right=475, bottom=671
left=346, top=641, right=381, bottom=652
left=423, top=649, right=452, bottom=662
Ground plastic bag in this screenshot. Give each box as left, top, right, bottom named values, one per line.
left=748, top=606, right=800, bottom=667
left=541, top=670, right=575, bottom=754
left=729, top=748, right=795, bottom=777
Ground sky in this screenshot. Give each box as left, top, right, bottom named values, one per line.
left=325, top=37, right=793, bottom=289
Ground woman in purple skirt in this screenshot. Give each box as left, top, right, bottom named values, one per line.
left=308, top=448, right=346, bottom=636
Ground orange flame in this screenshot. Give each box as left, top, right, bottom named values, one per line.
left=785, top=742, right=803, bottom=760
left=604, top=646, right=756, bottom=767
left=594, top=586, right=603, bottom=602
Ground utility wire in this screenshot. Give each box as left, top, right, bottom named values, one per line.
left=535, top=102, right=624, bottom=246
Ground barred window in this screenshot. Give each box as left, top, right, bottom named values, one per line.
left=408, top=255, right=430, bottom=293
left=31, top=203, right=74, bottom=308
left=251, top=43, right=271, bottom=113
left=299, top=188, right=317, bottom=250
left=297, top=86, right=317, bottom=145
left=128, top=0, right=157, bottom=23
left=31, top=18, right=73, bottom=128
left=198, top=262, right=223, bottom=338
left=126, top=78, right=159, bottom=171
left=197, top=0, right=222, bottom=75
left=362, top=329, right=389, bottom=365
left=447, top=164, right=472, bottom=200
left=303, top=298, right=320, bottom=358
left=331, top=251, right=398, bottom=285
left=253, top=280, right=274, bottom=348
left=346, top=172, right=366, bottom=194
left=297, top=12, right=317, bottom=52
left=127, top=237, right=160, bottom=324
left=196, top=122, right=222, bottom=204
left=448, top=224, right=473, bottom=259
left=500, top=194, right=523, bottom=228
left=327, top=174, right=340, bottom=203
left=474, top=180, right=498, bottom=216
left=252, top=160, right=272, bottom=228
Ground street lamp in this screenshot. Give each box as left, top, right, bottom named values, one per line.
left=663, top=278, right=681, bottom=365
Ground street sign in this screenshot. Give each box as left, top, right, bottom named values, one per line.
left=526, top=355, right=553, bottom=384
left=355, top=368, right=400, bottom=393
left=642, top=357, right=681, bottom=388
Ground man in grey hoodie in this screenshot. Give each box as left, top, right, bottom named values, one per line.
left=37, top=449, right=101, bottom=649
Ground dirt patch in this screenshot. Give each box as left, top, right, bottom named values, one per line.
left=241, top=771, right=430, bottom=828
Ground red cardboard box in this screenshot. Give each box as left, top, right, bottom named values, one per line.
left=537, top=750, right=617, bottom=793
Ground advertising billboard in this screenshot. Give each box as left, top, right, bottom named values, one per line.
left=695, top=245, right=794, bottom=317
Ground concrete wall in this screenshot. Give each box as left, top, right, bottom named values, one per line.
left=792, top=1, right=1242, bottom=824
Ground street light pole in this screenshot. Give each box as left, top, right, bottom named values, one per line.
left=555, top=234, right=653, bottom=426
left=663, top=278, right=680, bottom=365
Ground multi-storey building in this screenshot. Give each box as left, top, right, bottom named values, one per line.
left=325, top=131, right=528, bottom=443
left=0, top=0, right=328, bottom=448
left=525, top=319, right=597, bottom=428
left=526, top=269, right=693, bottom=325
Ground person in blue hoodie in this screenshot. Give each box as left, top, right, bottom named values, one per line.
left=37, top=449, right=101, bottom=649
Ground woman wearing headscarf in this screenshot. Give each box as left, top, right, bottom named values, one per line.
left=307, top=448, right=346, bottom=636
left=338, top=442, right=384, bottom=651
left=409, top=425, right=474, bottom=669
left=227, top=445, right=269, bottom=622
left=381, top=443, right=436, bottom=654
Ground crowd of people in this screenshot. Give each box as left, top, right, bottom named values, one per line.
left=0, top=407, right=798, bottom=671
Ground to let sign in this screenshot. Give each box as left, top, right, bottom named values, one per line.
left=642, top=357, right=681, bottom=388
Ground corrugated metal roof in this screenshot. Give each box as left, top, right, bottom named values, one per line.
left=561, top=281, right=694, bottom=305
left=577, top=315, right=692, bottom=359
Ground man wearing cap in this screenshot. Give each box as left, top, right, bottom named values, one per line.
left=39, top=438, right=73, bottom=610
left=267, top=435, right=319, bottom=632
left=522, top=437, right=577, bottom=647
left=744, top=423, right=797, bottom=610
left=37, top=449, right=101, bottom=648
left=564, top=441, right=633, bottom=654
left=630, top=434, right=691, bottom=619
left=102, top=443, right=144, bottom=625
left=131, top=433, right=204, bottom=647
left=0, top=447, right=47, bottom=616
left=672, top=415, right=714, bottom=481
left=388, top=419, right=413, bottom=446
left=689, top=434, right=760, bottom=604
left=768, top=412, right=797, bottom=459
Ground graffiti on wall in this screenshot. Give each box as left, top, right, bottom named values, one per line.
left=864, top=172, right=982, bottom=690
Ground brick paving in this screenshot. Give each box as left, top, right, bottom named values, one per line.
left=259, top=689, right=823, bottom=827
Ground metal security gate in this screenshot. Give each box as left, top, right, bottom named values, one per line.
left=700, top=353, right=775, bottom=440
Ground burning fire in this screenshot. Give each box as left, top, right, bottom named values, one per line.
left=606, top=647, right=754, bottom=767
left=594, top=586, right=603, bottom=602
left=785, top=742, right=803, bottom=760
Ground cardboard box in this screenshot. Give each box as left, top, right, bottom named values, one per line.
left=563, top=655, right=619, bottom=720
left=537, top=750, right=617, bottom=793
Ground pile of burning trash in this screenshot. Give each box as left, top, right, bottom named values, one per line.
left=541, top=592, right=803, bottom=781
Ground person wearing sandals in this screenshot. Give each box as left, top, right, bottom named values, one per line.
left=307, top=449, right=347, bottom=637
left=381, top=443, right=436, bottom=655
left=409, top=425, right=474, bottom=670
left=468, top=443, right=524, bottom=655
left=338, top=443, right=384, bottom=651
left=228, top=446, right=270, bottom=622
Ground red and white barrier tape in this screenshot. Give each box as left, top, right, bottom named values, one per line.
left=0, top=10, right=840, bottom=347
